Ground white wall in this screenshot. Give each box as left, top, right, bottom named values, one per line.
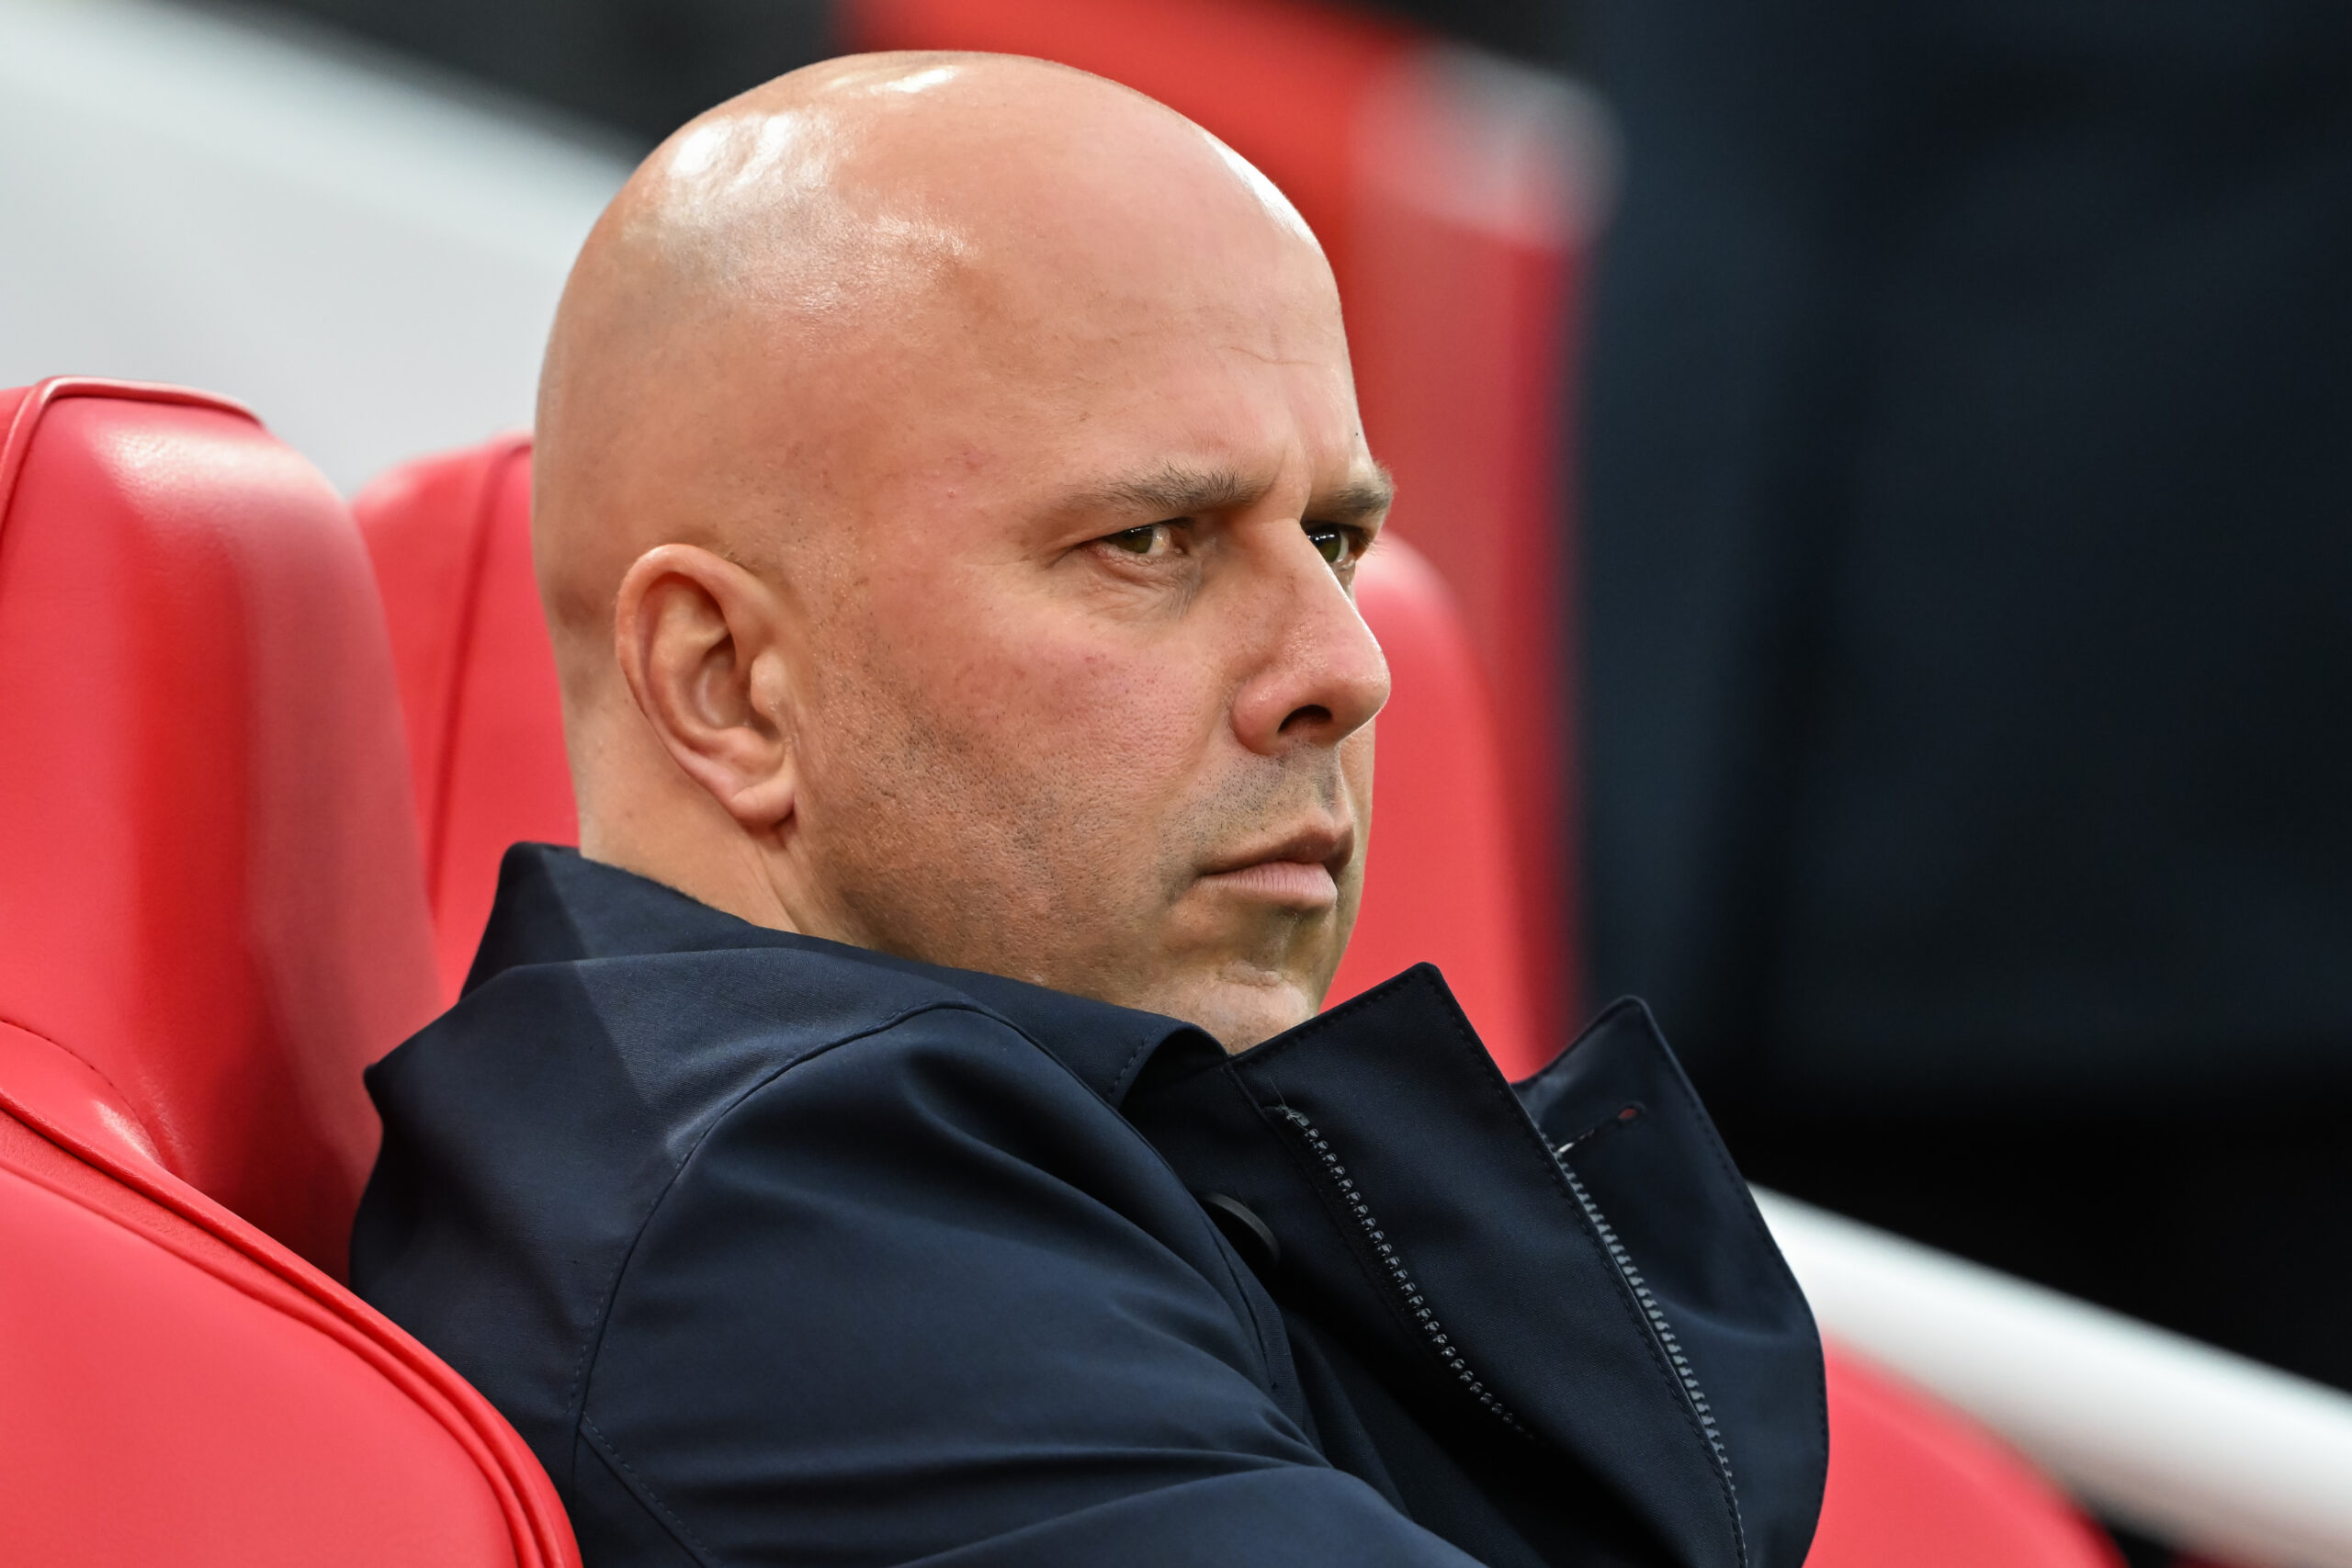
left=0, top=0, right=630, bottom=491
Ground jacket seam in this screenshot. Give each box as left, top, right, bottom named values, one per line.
left=1515, top=996, right=1649, bottom=1100
left=579, top=1415, right=723, bottom=1566
left=560, top=996, right=1023, bottom=1496
left=1263, top=1098, right=1540, bottom=1440
left=1105, top=1028, right=1160, bottom=1102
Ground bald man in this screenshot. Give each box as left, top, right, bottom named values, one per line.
left=354, top=54, right=1824, bottom=1568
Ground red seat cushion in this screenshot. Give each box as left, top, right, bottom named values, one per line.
left=0, top=379, right=577, bottom=1568
left=0, top=1116, right=526, bottom=1566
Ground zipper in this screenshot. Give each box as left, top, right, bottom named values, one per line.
left=1275, top=1107, right=1534, bottom=1438
left=1552, top=1130, right=1748, bottom=1568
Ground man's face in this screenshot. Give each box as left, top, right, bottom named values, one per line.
left=777, top=213, right=1389, bottom=1049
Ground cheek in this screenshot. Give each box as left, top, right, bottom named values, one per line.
left=1341, top=725, right=1375, bottom=807
left=816, top=615, right=1237, bottom=964
left=1335, top=728, right=1377, bottom=897
left=935, top=626, right=1224, bottom=797
left=859, top=542, right=1218, bottom=773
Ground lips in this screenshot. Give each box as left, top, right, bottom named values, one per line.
left=1202, top=858, right=1340, bottom=908
left=1199, top=821, right=1353, bottom=910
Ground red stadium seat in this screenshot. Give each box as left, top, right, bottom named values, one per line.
left=1327, top=535, right=1544, bottom=1077
left=354, top=434, right=571, bottom=999
left=0, top=379, right=577, bottom=1568
left=1812, top=1348, right=2120, bottom=1568
left=357, top=433, right=2119, bottom=1568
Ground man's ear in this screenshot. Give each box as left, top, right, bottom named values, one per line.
left=613, top=543, right=799, bottom=833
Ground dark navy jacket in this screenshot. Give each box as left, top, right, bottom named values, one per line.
left=354, top=846, right=1826, bottom=1568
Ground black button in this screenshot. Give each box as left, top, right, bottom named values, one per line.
left=1196, top=1191, right=1281, bottom=1272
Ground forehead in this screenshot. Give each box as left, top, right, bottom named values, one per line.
left=819, top=71, right=1347, bottom=361
left=710, top=74, right=1367, bottom=520
left=770, top=244, right=1359, bottom=524
left=903, top=288, right=1373, bottom=530
left=944, top=186, right=1358, bottom=477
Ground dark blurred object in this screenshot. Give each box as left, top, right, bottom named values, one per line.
left=1747, top=1109, right=2352, bottom=1393
left=239, top=0, right=835, bottom=143
left=1580, top=0, right=2352, bottom=1389
left=1363, top=0, right=1582, bottom=67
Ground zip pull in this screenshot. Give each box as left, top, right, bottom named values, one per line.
left=1553, top=1101, right=1644, bottom=1161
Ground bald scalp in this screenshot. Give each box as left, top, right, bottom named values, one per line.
left=533, top=51, right=1325, bottom=694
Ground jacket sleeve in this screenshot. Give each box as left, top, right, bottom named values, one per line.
left=566, top=1003, right=1482, bottom=1568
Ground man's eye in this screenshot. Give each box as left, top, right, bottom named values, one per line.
left=1306, top=525, right=1357, bottom=567
left=1105, top=523, right=1175, bottom=557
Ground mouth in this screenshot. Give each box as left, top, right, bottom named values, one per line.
left=1197, top=822, right=1354, bottom=912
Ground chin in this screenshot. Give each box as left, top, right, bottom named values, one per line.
left=1178, top=977, right=1321, bottom=1055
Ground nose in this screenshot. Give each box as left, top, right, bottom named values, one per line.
left=1229, top=538, right=1390, bottom=757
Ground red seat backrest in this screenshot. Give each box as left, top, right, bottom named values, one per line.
left=1327, top=537, right=1544, bottom=1077
left=0, top=378, right=433, bottom=1274
left=355, top=434, right=572, bottom=999
left=0, top=379, right=577, bottom=1568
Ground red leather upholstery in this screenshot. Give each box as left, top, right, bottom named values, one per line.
left=354, top=434, right=572, bottom=998
left=1812, top=1348, right=2121, bottom=1568
left=0, top=378, right=434, bottom=1273
left=1328, top=537, right=1544, bottom=1077
left=0, top=380, right=577, bottom=1568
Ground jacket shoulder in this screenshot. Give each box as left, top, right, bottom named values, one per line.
left=353, top=944, right=1101, bottom=1477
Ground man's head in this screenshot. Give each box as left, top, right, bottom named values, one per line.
left=537, top=52, right=1389, bottom=1050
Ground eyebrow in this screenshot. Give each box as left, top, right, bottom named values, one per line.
left=1315, top=469, right=1396, bottom=527
left=1074, top=461, right=1396, bottom=526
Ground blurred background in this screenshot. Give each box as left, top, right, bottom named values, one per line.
left=4, top=1, right=2346, bottom=1561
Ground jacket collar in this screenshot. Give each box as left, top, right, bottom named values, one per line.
left=470, top=844, right=1223, bottom=1108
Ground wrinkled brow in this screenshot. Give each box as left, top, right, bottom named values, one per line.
left=1072, top=462, right=1394, bottom=525
left=1316, top=470, right=1396, bottom=526
left=1080, top=463, right=1270, bottom=519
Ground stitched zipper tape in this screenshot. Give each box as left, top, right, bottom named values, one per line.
left=1274, top=1106, right=1535, bottom=1439
left=1552, top=1145, right=1748, bottom=1568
